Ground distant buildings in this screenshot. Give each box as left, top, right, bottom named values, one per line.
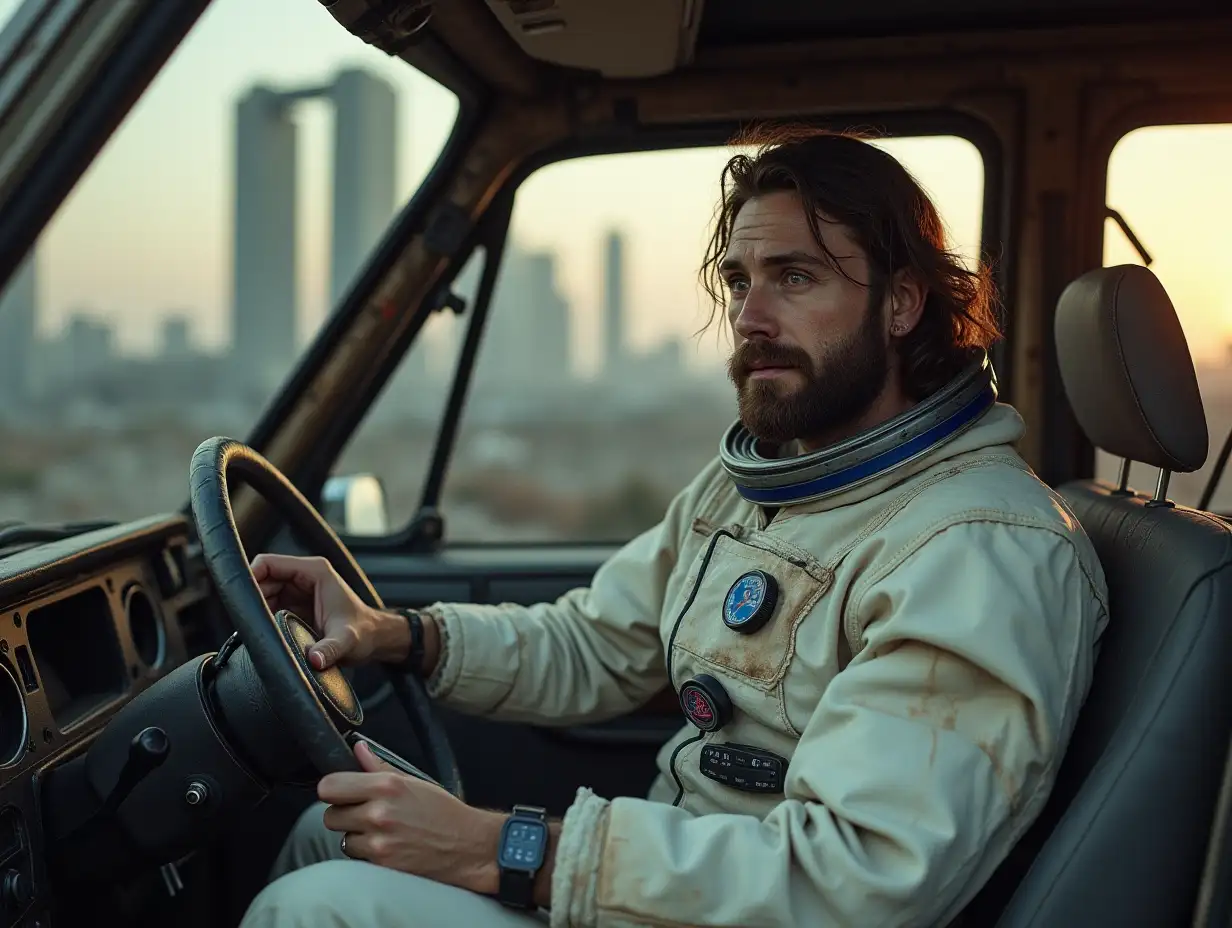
left=62, top=315, right=115, bottom=379
left=603, top=230, right=626, bottom=377
left=330, top=69, right=398, bottom=306
left=0, top=67, right=725, bottom=429
left=232, top=69, right=397, bottom=395
left=161, top=317, right=193, bottom=358
left=232, top=86, right=299, bottom=390
left=0, top=253, right=36, bottom=404
left=476, top=246, right=572, bottom=397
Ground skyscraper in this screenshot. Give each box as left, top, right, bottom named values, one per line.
left=63, top=315, right=115, bottom=383
left=603, top=230, right=626, bottom=377
left=161, top=316, right=193, bottom=358
left=0, top=253, right=37, bottom=404
left=480, top=245, right=571, bottom=392
left=230, top=70, right=398, bottom=395
left=232, top=86, right=298, bottom=387
left=330, top=69, right=398, bottom=305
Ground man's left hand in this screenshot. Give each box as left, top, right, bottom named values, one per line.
left=319, top=741, right=503, bottom=895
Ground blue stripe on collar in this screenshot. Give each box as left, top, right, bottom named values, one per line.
left=732, top=383, right=997, bottom=506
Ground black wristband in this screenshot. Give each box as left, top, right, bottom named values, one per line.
left=395, top=608, right=426, bottom=676
left=496, top=804, right=548, bottom=910
left=498, top=866, right=535, bottom=910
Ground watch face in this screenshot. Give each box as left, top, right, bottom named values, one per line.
left=499, top=819, right=547, bottom=870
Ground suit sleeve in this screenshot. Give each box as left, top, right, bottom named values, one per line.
left=421, top=461, right=725, bottom=725
left=548, top=519, right=1108, bottom=927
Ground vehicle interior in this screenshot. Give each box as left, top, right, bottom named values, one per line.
left=1, top=0, right=1232, bottom=925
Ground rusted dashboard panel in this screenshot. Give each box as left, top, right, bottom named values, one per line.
left=0, top=514, right=213, bottom=928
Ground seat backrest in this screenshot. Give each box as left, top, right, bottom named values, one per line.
left=964, top=265, right=1232, bottom=927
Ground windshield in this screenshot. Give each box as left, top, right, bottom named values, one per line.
left=0, top=0, right=459, bottom=524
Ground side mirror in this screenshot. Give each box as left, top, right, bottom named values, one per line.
left=321, top=474, right=389, bottom=536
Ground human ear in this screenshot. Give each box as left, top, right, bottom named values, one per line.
left=887, top=268, right=927, bottom=337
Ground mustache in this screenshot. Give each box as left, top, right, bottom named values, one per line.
left=728, top=341, right=813, bottom=380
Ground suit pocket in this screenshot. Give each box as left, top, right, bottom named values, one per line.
left=671, top=532, right=831, bottom=690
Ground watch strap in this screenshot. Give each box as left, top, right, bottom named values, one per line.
left=497, top=805, right=548, bottom=910
left=394, top=608, right=426, bottom=676
left=498, top=865, right=535, bottom=910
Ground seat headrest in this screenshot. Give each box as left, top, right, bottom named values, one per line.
left=1054, top=264, right=1207, bottom=473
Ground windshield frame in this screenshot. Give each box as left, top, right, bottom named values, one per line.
left=298, top=105, right=1006, bottom=553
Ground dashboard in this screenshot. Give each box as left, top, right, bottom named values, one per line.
left=0, top=514, right=214, bottom=928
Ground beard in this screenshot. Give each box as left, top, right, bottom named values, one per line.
left=727, top=303, right=890, bottom=447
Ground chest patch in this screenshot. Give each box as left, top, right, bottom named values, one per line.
left=723, top=570, right=778, bottom=634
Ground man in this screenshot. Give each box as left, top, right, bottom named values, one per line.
left=242, top=128, right=1108, bottom=928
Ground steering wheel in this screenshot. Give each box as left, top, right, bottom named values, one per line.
left=188, top=436, right=462, bottom=795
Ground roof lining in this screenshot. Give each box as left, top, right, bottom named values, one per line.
left=695, top=0, right=1232, bottom=47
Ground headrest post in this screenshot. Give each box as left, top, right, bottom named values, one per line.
left=1147, top=469, right=1175, bottom=509
left=1114, top=459, right=1133, bottom=496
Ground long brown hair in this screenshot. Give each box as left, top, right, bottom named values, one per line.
left=700, top=125, right=1003, bottom=399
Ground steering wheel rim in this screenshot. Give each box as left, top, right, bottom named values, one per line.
left=188, top=436, right=461, bottom=793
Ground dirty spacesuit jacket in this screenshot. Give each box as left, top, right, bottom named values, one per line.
left=423, top=402, right=1109, bottom=928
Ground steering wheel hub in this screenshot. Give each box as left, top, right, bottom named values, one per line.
left=275, top=610, right=364, bottom=729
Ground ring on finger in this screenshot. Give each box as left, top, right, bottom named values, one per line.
left=340, top=832, right=350, bottom=856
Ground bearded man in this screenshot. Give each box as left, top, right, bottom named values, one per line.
left=241, top=128, right=1108, bottom=928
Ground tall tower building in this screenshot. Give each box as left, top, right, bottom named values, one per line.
left=603, top=230, right=625, bottom=377
left=525, top=252, right=570, bottom=383
left=161, top=316, right=193, bottom=358
left=481, top=246, right=571, bottom=392
left=230, top=70, right=399, bottom=396
left=232, top=86, right=298, bottom=387
left=330, top=69, right=398, bottom=305
left=0, top=252, right=37, bottom=404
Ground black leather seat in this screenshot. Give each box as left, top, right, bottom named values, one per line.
left=963, top=265, right=1232, bottom=926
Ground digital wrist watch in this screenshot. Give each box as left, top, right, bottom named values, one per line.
left=496, top=804, right=549, bottom=909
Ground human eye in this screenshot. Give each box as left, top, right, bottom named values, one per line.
left=782, top=269, right=813, bottom=287
left=724, top=275, right=749, bottom=295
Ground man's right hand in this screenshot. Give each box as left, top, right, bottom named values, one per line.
left=249, top=553, right=439, bottom=674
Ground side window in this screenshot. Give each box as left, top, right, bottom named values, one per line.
left=331, top=248, right=484, bottom=528
left=1098, top=124, right=1232, bottom=509
left=341, top=136, right=986, bottom=543
left=0, top=0, right=460, bottom=524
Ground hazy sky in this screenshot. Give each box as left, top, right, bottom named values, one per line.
left=1, top=0, right=1229, bottom=369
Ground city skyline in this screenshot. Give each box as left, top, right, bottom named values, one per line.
left=2, top=0, right=1231, bottom=372
left=0, top=104, right=701, bottom=415
left=0, top=0, right=995, bottom=375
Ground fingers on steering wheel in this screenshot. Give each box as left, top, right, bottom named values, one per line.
left=312, top=624, right=358, bottom=669
left=252, top=553, right=329, bottom=586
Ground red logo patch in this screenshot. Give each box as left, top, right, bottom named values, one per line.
left=685, top=689, right=713, bottom=723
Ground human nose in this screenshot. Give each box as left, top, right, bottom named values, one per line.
left=731, top=282, right=780, bottom=341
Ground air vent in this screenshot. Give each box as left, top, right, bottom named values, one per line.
left=0, top=663, right=28, bottom=766
left=125, top=586, right=165, bottom=670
